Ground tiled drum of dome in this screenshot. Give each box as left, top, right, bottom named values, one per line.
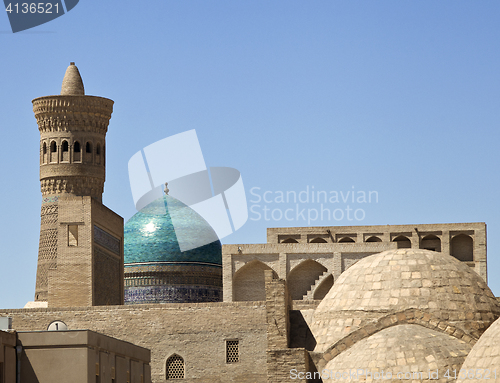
left=124, top=195, right=222, bottom=304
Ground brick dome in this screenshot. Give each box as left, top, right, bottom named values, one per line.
left=310, top=249, right=500, bottom=353
left=323, top=324, right=471, bottom=383
left=457, top=316, right=500, bottom=383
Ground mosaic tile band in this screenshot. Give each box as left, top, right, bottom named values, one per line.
left=41, top=196, right=59, bottom=204
left=125, top=285, right=222, bottom=304
left=94, top=225, right=121, bottom=255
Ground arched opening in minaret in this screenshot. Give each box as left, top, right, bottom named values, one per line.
left=73, top=141, right=81, bottom=162
left=61, top=140, right=69, bottom=162
left=96, top=143, right=101, bottom=164
left=50, top=141, right=57, bottom=163
left=85, top=142, right=93, bottom=163
left=42, top=142, right=47, bottom=164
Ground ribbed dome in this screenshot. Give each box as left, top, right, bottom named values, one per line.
left=124, top=195, right=222, bottom=266
left=323, top=324, right=471, bottom=383
left=61, top=62, right=85, bottom=95
left=310, top=249, right=500, bottom=353
left=457, top=316, right=500, bottom=383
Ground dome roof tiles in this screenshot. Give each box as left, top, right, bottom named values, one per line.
left=124, top=195, right=222, bottom=266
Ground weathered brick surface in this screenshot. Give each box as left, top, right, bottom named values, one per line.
left=0, top=302, right=268, bottom=383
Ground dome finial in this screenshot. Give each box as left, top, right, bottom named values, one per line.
left=61, top=62, right=85, bottom=95
left=164, top=182, right=169, bottom=195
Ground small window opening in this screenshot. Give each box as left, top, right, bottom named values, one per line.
left=166, top=354, right=184, bottom=379
left=86, top=142, right=92, bottom=153
left=96, top=143, right=101, bottom=155
left=43, top=142, right=47, bottom=154
left=50, top=141, right=57, bottom=152
left=62, top=141, right=69, bottom=152
left=68, top=225, right=78, bottom=246
left=226, top=340, right=239, bottom=363
left=74, top=141, right=81, bottom=153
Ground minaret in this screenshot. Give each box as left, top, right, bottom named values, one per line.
left=33, top=63, right=124, bottom=307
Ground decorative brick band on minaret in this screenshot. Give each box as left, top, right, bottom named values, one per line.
left=33, top=63, right=115, bottom=302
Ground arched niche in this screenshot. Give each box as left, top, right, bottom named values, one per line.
left=451, top=234, right=473, bottom=261
left=287, top=259, right=327, bottom=300
left=233, top=260, right=277, bottom=301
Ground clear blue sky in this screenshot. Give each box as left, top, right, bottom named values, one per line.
left=1, top=1, right=499, bottom=309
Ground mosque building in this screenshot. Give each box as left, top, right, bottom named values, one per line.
left=1, top=63, right=500, bottom=383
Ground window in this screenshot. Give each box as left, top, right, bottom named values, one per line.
left=42, top=142, right=47, bottom=154
left=74, top=141, right=81, bottom=153
left=86, top=142, right=92, bottom=153
left=68, top=225, right=78, bottom=246
left=96, top=143, right=101, bottom=155
left=226, top=340, right=239, bottom=363
left=61, top=140, right=69, bottom=161
left=166, top=354, right=184, bottom=379
left=50, top=141, right=57, bottom=152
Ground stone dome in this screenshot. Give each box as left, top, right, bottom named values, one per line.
left=124, top=195, right=222, bottom=304
left=457, top=316, right=500, bottom=383
left=323, top=324, right=471, bottom=383
left=310, top=249, right=500, bottom=353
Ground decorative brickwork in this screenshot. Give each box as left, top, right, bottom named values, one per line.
left=94, top=225, right=121, bottom=255
left=94, top=247, right=122, bottom=305
left=35, top=202, right=59, bottom=301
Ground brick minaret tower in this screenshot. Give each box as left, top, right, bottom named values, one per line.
left=33, top=63, right=124, bottom=307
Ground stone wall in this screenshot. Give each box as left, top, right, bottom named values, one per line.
left=265, top=223, right=487, bottom=280
left=0, top=301, right=268, bottom=383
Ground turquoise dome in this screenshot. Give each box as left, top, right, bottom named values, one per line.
left=124, top=195, right=222, bottom=266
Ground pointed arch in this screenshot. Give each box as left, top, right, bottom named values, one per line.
left=96, top=143, right=101, bottom=164
left=287, top=259, right=327, bottom=300
left=42, top=142, right=47, bottom=164
left=313, top=274, right=334, bottom=300
left=451, top=234, right=473, bottom=261
left=420, top=234, right=441, bottom=252
left=61, top=140, right=69, bottom=162
left=366, top=236, right=382, bottom=242
left=85, top=141, right=93, bottom=163
left=49, top=141, right=57, bottom=163
left=393, top=235, right=411, bottom=249
left=310, top=237, right=327, bottom=243
left=282, top=238, right=298, bottom=243
left=233, top=260, right=277, bottom=301
left=166, top=354, right=184, bottom=380
left=73, top=141, right=81, bottom=162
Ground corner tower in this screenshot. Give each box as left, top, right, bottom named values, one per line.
left=33, top=63, right=124, bottom=307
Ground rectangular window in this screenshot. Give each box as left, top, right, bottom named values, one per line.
left=68, top=225, right=78, bottom=246
left=226, top=340, right=239, bottom=363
